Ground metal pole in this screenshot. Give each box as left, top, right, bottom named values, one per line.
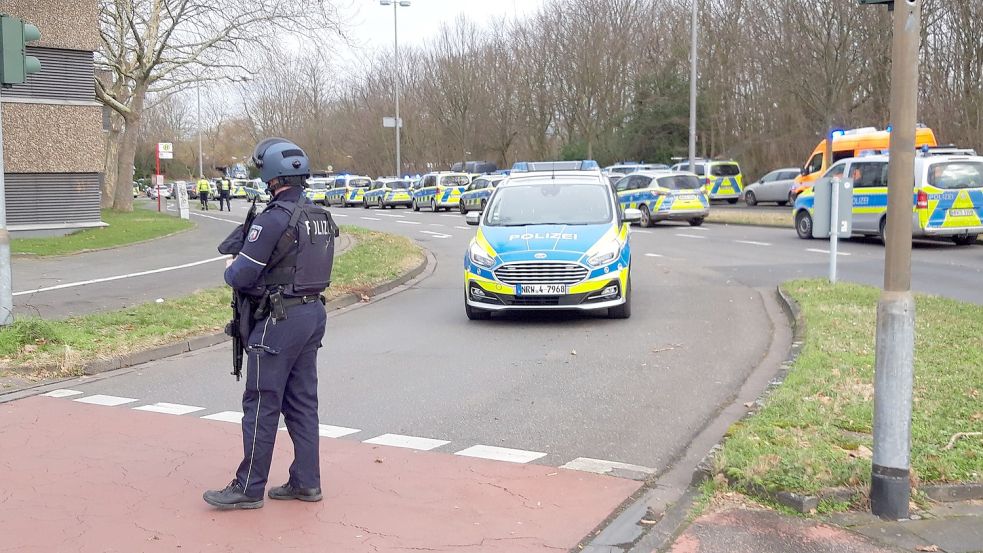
left=393, top=1, right=402, bottom=179
left=871, top=0, right=920, bottom=521
left=197, top=79, right=203, bottom=178
left=156, top=148, right=161, bottom=213
left=687, top=0, right=698, bottom=169
left=829, top=177, right=840, bottom=283
left=0, top=89, right=14, bottom=326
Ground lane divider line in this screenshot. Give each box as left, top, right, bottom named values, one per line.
left=420, top=230, right=452, bottom=239
left=396, top=220, right=421, bottom=225
left=560, top=457, right=655, bottom=475
left=13, top=256, right=230, bottom=296
left=675, top=233, right=706, bottom=239
left=192, top=212, right=239, bottom=225
left=454, top=445, right=547, bottom=464
left=134, top=402, right=206, bottom=416
left=455, top=226, right=471, bottom=230
left=74, top=394, right=138, bottom=407
left=360, top=217, right=381, bottom=221
left=734, top=240, right=772, bottom=247
left=363, top=433, right=450, bottom=451
left=644, top=253, right=664, bottom=258
left=806, top=248, right=851, bottom=256
left=201, top=411, right=245, bottom=424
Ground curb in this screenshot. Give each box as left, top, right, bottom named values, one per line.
left=0, top=249, right=430, bottom=402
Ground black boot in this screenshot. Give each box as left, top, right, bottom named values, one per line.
left=203, top=480, right=264, bottom=510
left=267, top=482, right=322, bottom=502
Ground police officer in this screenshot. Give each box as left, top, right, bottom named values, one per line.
left=218, top=176, right=233, bottom=211
left=197, top=177, right=211, bottom=210
left=203, top=138, right=338, bottom=510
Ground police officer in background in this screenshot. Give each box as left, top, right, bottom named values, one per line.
left=204, top=138, right=338, bottom=510
left=197, top=176, right=211, bottom=210
left=218, top=176, right=233, bottom=211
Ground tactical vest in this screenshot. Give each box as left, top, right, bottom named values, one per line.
left=262, top=200, right=339, bottom=296
left=220, top=180, right=231, bottom=191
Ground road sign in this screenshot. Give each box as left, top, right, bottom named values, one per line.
left=811, top=178, right=853, bottom=239
left=383, top=117, right=403, bottom=128
left=157, top=142, right=174, bottom=160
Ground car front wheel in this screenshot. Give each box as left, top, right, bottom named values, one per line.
left=795, top=211, right=813, bottom=239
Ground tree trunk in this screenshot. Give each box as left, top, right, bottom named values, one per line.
left=112, top=84, right=148, bottom=212
left=101, top=111, right=123, bottom=209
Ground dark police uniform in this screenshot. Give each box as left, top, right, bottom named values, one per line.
left=222, top=185, right=336, bottom=501
left=218, top=179, right=232, bottom=211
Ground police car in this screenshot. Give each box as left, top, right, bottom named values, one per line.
left=615, top=170, right=709, bottom=227
left=459, top=174, right=505, bottom=214
left=305, top=178, right=331, bottom=204
left=671, top=159, right=745, bottom=203
left=326, top=175, right=372, bottom=207
left=411, top=172, right=471, bottom=212
left=463, top=164, right=641, bottom=320
left=603, top=162, right=670, bottom=175
left=364, top=178, right=413, bottom=209
left=793, top=147, right=983, bottom=246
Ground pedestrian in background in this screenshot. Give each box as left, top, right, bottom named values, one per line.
left=204, top=138, right=339, bottom=510
left=197, top=177, right=211, bottom=210
left=218, top=176, right=233, bottom=211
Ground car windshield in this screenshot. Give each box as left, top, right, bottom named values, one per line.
left=308, top=181, right=328, bottom=189
left=349, top=178, right=371, bottom=188
left=656, top=175, right=702, bottom=190
left=711, top=164, right=741, bottom=177
left=484, top=183, right=613, bottom=227
left=440, top=175, right=470, bottom=186
left=389, top=181, right=410, bottom=189
left=927, top=161, right=983, bottom=190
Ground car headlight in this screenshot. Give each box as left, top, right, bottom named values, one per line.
left=469, top=241, right=495, bottom=268
left=587, top=239, right=622, bottom=268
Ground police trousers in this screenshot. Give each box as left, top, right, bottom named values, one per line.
left=219, top=191, right=231, bottom=211
left=236, top=300, right=327, bottom=498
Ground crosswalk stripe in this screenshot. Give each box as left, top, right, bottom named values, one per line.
left=74, top=394, right=138, bottom=407
left=201, top=411, right=244, bottom=424
left=363, top=434, right=449, bottom=451
left=42, top=389, right=83, bottom=398
left=560, top=457, right=655, bottom=475
left=454, top=445, right=547, bottom=464
left=277, top=424, right=361, bottom=438
left=134, top=402, right=205, bottom=416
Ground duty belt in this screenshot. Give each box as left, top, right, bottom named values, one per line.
left=282, top=294, right=326, bottom=308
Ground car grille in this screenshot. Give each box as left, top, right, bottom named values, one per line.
left=506, top=296, right=562, bottom=306
left=494, top=262, right=589, bottom=285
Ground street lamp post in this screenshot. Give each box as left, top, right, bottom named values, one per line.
left=687, top=0, right=698, bottom=169
left=197, top=78, right=203, bottom=179
left=381, top=0, right=410, bottom=178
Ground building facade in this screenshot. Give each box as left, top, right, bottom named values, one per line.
left=0, top=0, right=104, bottom=233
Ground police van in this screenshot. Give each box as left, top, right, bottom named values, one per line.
left=305, top=177, right=331, bottom=204
left=325, top=175, right=372, bottom=207
left=793, top=147, right=983, bottom=246
left=671, top=159, right=744, bottom=203
left=615, top=170, right=709, bottom=227
left=463, top=165, right=641, bottom=320
left=411, top=172, right=471, bottom=212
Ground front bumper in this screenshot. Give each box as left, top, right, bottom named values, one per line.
left=465, top=276, right=625, bottom=312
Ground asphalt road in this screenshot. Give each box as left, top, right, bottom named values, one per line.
left=12, top=201, right=982, bottom=474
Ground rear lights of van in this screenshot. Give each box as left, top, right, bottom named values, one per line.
left=916, top=190, right=928, bottom=210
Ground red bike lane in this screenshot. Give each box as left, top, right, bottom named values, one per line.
left=0, top=396, right=640, bottom=552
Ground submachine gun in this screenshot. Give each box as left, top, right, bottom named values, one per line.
left=216, top=198, right=258, bottom=380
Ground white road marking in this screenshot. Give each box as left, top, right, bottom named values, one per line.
left=134, top=402, right=205, bottom=416
left=375, top=213, right=405, bottom=218
left=360, top=217, right=381, bottom=221
left=687, top=226, right=709, bottom=231
left=632, top=230, right=652, bottom=234
left=13, top=256, right=230, bottom=296
left=42, top=389, right=83, bottom=398
left=735, top=240, right=772, bottom=247
left=454, top=445, right=547, bottom=464
left=397, top=220, right=421, bottom=225
left=332, top=213, right=348, bottom=217
left=645, top=253, right=664, bottom=258
left=192, top=212, right=239, bottom=225
left=278, top=424, right=361, bottom=438
left=675, top=233, right=706, bottom=239
left=429, top=223, right=445, bottom=227
left=560, top=457, right=655, bottom=475
left=455, top=226, right=471, bottom=230
left=420, top=230, right=452, bottom=239
left=363, top=434, right=449, bottom=451
left=806, top=248, right=851, bottom=256
left=440, top=214, right=458, bottom=218
left=201, top=411, right=244, bottom=424
left=74, top=394, right=138, bottom=407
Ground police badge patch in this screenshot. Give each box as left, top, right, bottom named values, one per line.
left=247, top=225, right=263, bottom=242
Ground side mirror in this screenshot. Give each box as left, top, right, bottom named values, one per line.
left=801, top=167, right=809, bottom=177
left=465, top=212, right=481, bottom=226
left=623, top=208, right=642, bottom=223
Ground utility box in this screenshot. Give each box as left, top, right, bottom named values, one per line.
left=812, top=178, right=854, bottom=239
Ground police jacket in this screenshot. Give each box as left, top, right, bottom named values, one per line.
left=197, top=179, right=210, bottom=192
left=224, top=187, right=338, bottom=298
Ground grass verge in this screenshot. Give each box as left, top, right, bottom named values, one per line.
left=11, top=209, right=194, bottom=257
left=0, top=227, right=423, bottom=380
left=706, top=209, right=793, bottom=228
left=716, top=280, right=983, bottom=508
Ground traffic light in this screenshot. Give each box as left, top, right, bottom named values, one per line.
left=0, top=15, right=42, bottom=86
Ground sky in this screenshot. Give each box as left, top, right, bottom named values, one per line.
left=336, top=0, right=548, bottom=66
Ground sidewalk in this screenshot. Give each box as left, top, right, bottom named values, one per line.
left=0, top=395, right=640, bottom=552
left=662, top=495, right=982, bottom=553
